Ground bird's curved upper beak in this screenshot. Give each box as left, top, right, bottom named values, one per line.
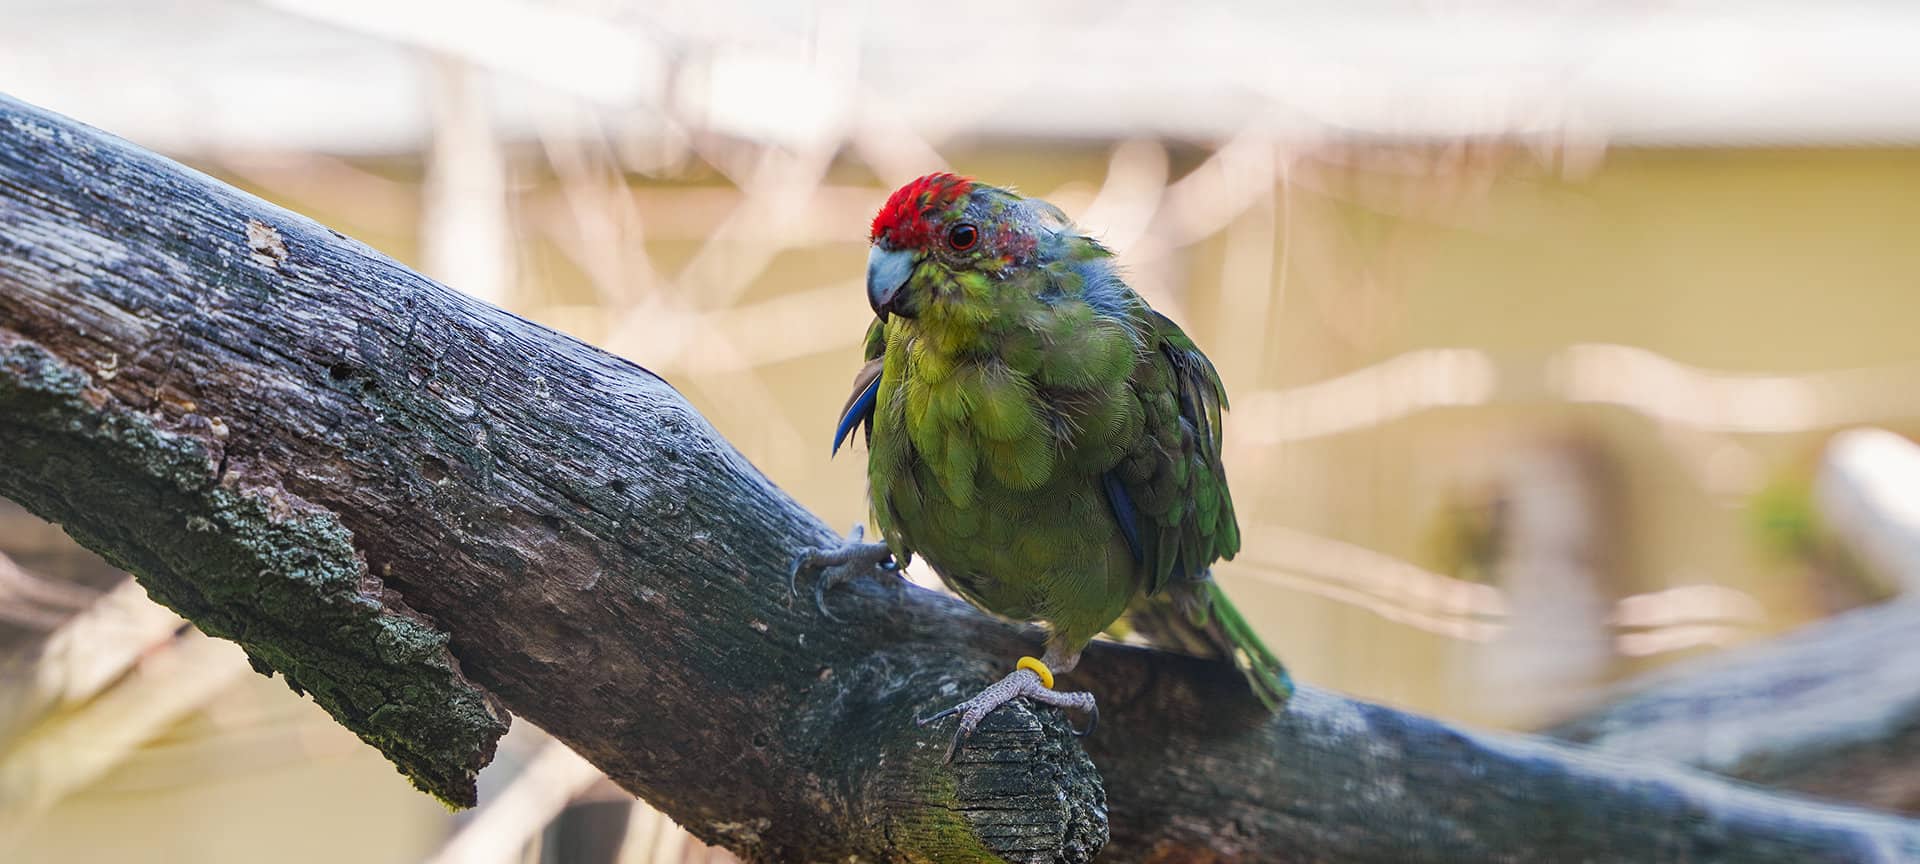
left=866, top=245, right=917, bottom=321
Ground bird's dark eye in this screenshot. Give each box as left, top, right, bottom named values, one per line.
left=947, top=223, right=978, bottom=251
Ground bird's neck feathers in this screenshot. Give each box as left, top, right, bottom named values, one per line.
left=893, top=241, right=1131, bottom=371
left=901, top=263, right=1028, bottom=356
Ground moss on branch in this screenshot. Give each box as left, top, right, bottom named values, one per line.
left=0, top=333, right=505, bottom=806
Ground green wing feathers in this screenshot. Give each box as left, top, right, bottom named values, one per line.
left=1110, top=310, right=1290, bottom=707
left=1114, top=310, right=1242, bottom=595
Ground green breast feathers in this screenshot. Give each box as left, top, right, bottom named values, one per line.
left=835, top=259, right=1240, bottom=621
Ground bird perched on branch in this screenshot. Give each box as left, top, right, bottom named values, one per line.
left=795, top=173, right=1291, bottom=758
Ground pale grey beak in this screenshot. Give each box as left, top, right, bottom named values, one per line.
left=866, top=245, right=917, bottom=320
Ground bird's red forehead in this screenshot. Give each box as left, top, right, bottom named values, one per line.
left=870, top=173, right=974, bottom=247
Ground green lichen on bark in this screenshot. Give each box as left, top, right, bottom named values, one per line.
left=892, top=715, right=1108, bottom=864
left=0, top=333, right=506, bottom=807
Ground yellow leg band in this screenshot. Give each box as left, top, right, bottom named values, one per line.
left=1016, top=656, right=1054, bottom=689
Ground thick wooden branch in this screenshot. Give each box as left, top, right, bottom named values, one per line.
left=1552, top=596, right=1920, bottom=816
left=1551, top=430, right=1920, bottom=814
left=4, top=93, right=1920, bottom=862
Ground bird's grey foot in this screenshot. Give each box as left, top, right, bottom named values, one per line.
left=789, top=524, right=901, bottom=622
left=917, top=658, right=1098, bottom=762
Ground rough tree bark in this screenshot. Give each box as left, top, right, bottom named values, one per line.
left=3, top=93, right=1920, bottom=863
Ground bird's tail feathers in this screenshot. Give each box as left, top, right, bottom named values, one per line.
left=1201, top=581, right=1294, bottom=709
left=1122, top=579, right=1293, bottom=710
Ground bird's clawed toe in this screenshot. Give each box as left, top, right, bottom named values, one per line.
left=918, top=665, right=1099, bottom=762
left=788, top=524, right=901, bottom=621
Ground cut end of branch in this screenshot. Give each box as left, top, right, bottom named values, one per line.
left=0, top=332, right=508, bottom=806
left=947, top=706, right=1108, bottom=864
left=819, top=653, right=1109, bottom=863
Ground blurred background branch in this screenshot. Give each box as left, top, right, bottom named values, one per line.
left=1552, top=428, right=1920, bottom=814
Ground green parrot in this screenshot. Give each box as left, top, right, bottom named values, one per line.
left=796, top=173, right=1291, bottom=756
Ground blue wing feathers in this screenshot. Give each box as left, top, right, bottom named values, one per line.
left=832, top=375, right=880, bottom=456
left=1103, top=470, right=1145, bottom=562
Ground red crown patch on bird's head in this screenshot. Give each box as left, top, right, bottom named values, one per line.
left=870, top=173, right=975, bottom=249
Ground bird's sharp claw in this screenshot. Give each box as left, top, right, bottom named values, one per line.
left=916, top=706, right=961, bottom=726
left=813, top=577, right=843, bottom=623
left=1074, top=703, right=1098, bottom=737
left=787, top=528, right=896, bottom=620
left=786, top=552, right=811, bottom=601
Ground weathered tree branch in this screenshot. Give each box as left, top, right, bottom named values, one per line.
left=1551, top=597, right=1920, bottom=815
left=4, top=93, right=1920, bottom=862
left=1551, top=430, right=1920, bottom=814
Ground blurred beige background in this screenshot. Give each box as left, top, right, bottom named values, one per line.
left=4, top=1, right=1920, bottom=862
